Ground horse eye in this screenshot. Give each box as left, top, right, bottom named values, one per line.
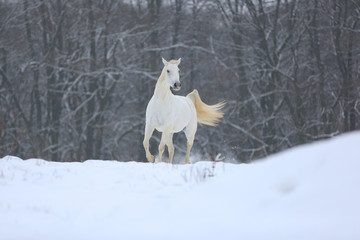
left=167, top=70, right=170, bottom=73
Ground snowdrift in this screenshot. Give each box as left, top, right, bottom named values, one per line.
left=1, top=132, right=360, bottom=240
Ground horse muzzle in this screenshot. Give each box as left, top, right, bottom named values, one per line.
left=172, top=82, right=182, bottom=91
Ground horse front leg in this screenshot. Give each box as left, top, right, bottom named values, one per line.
left=166, top=133, right=174, bottom=164
left=158, top=131, right=170, bottom=163
left=143, top=124, right=155, bottom=162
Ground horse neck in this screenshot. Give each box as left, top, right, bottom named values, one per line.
left=154, top=69, right=172, bottom=100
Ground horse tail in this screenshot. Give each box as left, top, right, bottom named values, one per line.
left=186, top=89, right=226, bottom=126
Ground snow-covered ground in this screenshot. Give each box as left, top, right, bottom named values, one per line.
left=1, top=132, right=360, bottom=240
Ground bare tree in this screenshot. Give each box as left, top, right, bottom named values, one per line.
left=1, top=0, right=359, bottom=162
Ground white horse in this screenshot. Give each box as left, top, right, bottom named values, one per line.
left=143, top=57, right=225, bottom=164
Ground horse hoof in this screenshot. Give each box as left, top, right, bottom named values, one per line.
left=147, top=155, right=154, bottom=163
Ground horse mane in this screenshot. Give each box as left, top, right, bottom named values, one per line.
left=169, top=59, right=179, bottom=64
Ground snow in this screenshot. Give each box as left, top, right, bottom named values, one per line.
left=1, top=132, right=360, bottom=240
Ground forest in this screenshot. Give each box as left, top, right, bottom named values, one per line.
left=0, top=0, right=359, bottom=162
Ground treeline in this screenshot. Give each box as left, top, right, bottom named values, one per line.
left=0, top=0, right=359, bottom=162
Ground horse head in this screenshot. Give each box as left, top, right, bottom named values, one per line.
left=162, top=57, right=182, bottom=91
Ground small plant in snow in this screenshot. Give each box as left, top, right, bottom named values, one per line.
left=182, top=152, right=225, bottom=183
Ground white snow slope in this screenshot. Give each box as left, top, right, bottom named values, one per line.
left=1, top=132, right=360, bottom=240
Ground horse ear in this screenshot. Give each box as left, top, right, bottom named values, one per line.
left=176, top=58, right=181, bottom=65
left=162, top=57, right=168, bottom=66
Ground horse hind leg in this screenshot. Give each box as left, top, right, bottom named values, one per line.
left=143, top=124, right=155, bottom=162
left=184, top=125, right=196, bottom=164
left=184, top=135, right=194, bottom=164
